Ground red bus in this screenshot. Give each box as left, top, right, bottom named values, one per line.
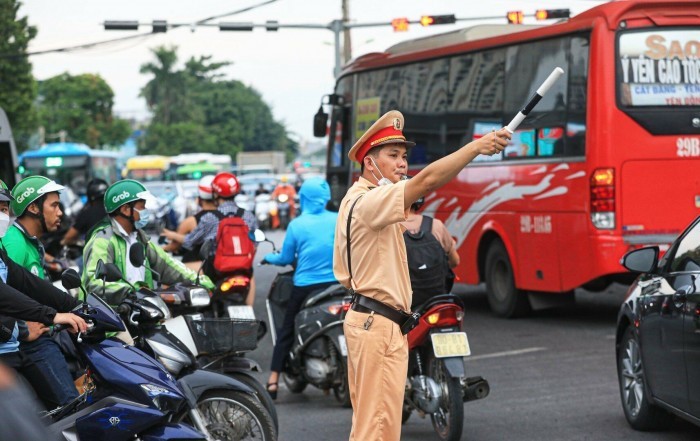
left=319, top=0, right=700, bottom=317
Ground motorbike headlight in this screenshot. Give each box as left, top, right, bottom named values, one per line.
left=278, top=194, right=289, bottom=203
left=143, top=295, right=172, bottom=320
left=146, top=338, right=192, bottom=375
left=140, top=383, right=183, bottom=413
left=187, top=288, right=211, bottom=307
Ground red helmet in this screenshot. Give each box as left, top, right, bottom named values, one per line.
left=211, top=172, right=240, bottom=198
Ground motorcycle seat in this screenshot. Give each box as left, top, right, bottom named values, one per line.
left=413, top=293, right=464, bottom=314
left=302, top=284, right=350, bottom=308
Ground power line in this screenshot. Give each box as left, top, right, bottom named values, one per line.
left=0, top=0, right=280, bottom=59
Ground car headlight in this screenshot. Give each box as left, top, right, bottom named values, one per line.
left=187, top=288, right=211, bottom=307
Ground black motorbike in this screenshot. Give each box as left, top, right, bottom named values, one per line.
left=126, top=242, right=279, bottom=432
left=265, top=269, right=352, bottom=407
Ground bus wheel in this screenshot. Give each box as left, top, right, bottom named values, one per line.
left=485, top=240, right=531, bottom=318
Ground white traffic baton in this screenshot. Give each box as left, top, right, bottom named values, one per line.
left=505, top=67, right=565, bottom=134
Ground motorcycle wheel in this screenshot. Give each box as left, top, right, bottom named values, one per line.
left=228, top=372, right=279, bottom=433
left=197, top=389, right=276, bottom=441
left=283, top=372, right=308, bottom=394
left=332, top=356, right=352, bottom=408
left=428, top=357, right=464, bottom=441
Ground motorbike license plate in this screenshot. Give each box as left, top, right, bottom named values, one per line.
left=337, top=335, right=348, bottom=356
left=431, top=332, right=471, bottom=358
left=227, top=305, right=256, bottom=320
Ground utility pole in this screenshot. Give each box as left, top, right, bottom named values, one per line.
left=342, top=0, right=352, bottom=63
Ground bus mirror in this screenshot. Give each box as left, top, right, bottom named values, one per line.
left=314, top=105, right=328, bottom=138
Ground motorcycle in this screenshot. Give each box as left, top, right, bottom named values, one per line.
left=403, top=294, right=490, bottom=441
left=274, top=194, right=291, bottom=230
left=265, top=268, right=353, bottom=407
left=47, top=267, right=210, bottom=440
left=202, top=229, right=268, bottom=318
left=254, top=193, right=273, bottom=230
left=128, top=242, right=279, bottom=432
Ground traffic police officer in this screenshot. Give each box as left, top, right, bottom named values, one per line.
left=334, top=110, right=509, bottom=440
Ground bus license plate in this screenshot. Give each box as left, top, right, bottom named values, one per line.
left=337, top=335, right=348, bottom=356
left=431, top=332, right=471, bottom=358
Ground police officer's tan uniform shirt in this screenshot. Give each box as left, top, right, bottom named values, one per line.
left=333, top=176, right=411, bottom=312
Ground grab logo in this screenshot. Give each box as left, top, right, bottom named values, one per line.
left=15, top=187, right=35, bottom=204
left=112, top=191, right=130, bottom=204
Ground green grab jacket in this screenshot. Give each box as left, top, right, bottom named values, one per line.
left=82, top=218, right=215, bottom=306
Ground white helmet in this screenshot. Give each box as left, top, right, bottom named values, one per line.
left=198, top=175, right=215, bottom=200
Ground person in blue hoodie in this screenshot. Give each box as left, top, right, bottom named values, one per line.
left=262, top=177, right=338, bottom=399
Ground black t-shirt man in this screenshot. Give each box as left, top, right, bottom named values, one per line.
left=73, top=203, right=107, bottom=235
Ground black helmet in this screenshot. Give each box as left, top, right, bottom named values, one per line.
left=87, top=178, right=108, bottom=203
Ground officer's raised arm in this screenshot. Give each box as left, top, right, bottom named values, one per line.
left=404, top=127, right=510, bottom=210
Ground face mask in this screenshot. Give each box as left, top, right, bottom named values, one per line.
left=134, top=208, right=152, bottom=230
left=0, top=212, right=9, bottom=238
left=369, top=157, right=393, bottom=186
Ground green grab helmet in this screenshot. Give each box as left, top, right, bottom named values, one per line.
left=11, top=176, right=65, bottom=216
left=104, top=179, right=156, bottom=213
left=0, top=179, right=11, bottom=203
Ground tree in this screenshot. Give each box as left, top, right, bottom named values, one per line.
left=0, top=0, right=37, bottom=150
left=140, top=47, right=297, bottom=159
left=140, top=46, right=200, bottom=125
left=37, top=73, right=130, bottom=147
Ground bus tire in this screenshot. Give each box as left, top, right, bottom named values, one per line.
left=485, top=240, right=531, bottom=318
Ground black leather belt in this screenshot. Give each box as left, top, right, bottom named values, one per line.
left=351, top=293, right=420, bottom=335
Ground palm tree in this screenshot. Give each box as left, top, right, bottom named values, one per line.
left=140, top=46, right=184, bottom=125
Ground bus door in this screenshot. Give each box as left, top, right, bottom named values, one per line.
left=0, top=108, right=19, bottom=188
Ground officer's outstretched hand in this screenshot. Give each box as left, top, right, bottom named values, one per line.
left=53, top=313, right=88, bottom=333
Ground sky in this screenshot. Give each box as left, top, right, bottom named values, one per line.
left=19, top=0, right=605, bottom=145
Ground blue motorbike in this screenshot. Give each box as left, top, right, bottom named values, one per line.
left=47, top=263, right=275, bottom=441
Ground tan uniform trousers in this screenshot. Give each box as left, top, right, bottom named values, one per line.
left=344, top=308, right=408, bottom=441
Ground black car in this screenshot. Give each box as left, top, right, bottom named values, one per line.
left=617, top=215, right=700, bottom=431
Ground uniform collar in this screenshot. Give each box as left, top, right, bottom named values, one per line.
left=356, top=176, right=377, bottom=191
left=12, top=220, right=41, bottom=244
left=110, top=217, right=150, bottom=243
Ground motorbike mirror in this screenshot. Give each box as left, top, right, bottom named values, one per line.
left=251, top=229, right=266, bottom=243
left=313, top=105, right=328, bottom=138
left=60, top=268, right=82, bottom=290
left=129, top=242, right=146, bottom=268
left=94, top=259, right=106, bottom=280
left=103, top=263, right=124, bottom=283
left=200, top=240, right=213, bottom=261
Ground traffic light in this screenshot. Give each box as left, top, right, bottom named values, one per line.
left=506, top=11, right=524, bottom=24
left=535, top=9, right=571, bottom=20
left=392, top=17, right=410, bottom=32
left=420, top=14, right=456, bottom=27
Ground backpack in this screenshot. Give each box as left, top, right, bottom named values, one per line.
left=403, top=216, right=449, bottom=308
left=212, top=208, right=254, bottom=274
